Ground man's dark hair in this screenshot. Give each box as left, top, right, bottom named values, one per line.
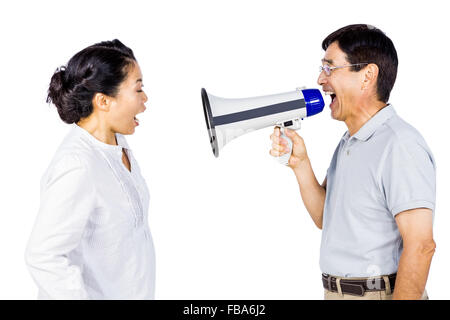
left=322, top=24, right=398, bottom=103
left=47, top=39, right=137, bottom=124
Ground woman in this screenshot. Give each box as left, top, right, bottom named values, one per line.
left=25, top=40, right=155, bottom=299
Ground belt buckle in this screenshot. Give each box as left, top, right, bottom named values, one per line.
left=327, top=276, right=332, bottom=292
left=322, top=273, right=333, bottom=292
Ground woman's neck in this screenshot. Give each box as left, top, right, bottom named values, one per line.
left=77, top=117, right=118, bottom=146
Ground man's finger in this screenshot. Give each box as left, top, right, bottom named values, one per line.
left=275, top=127, right=280, bottom=136
left=269, top=149, right=280, bottom=157
left=271, top=143, right=285, bottom=152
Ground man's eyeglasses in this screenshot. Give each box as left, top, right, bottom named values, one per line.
left=319, top=63, right=368, bottom=76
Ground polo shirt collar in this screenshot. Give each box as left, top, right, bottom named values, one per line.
left=351, top=104, right=396, bottom=141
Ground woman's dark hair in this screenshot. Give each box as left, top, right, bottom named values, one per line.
left=322, top=24, right=398, bottom=103
left=47, top=39, right=137, bottom=124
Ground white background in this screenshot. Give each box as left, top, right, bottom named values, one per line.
left=0, top=0, right=448, bottom=299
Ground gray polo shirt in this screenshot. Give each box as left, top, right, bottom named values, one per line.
left=320, top=104, right=436, bottom=277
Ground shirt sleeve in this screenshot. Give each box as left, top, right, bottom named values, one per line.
left=25, top=154, right=96, bottom=299
left=381, top=137, right=436, bottom=217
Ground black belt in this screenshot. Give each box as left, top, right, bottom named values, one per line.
left=322, top=273, right=397, bottom=297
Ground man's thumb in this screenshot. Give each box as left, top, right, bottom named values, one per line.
left=284, top=128, right=300, bottom=143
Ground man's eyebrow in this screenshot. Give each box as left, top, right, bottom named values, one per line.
left=321, top=58, right=333, bottom=65
left=136, top=78, right=143, bottom=83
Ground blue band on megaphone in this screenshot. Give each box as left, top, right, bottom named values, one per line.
left=302, top=89, right=325, bottom=117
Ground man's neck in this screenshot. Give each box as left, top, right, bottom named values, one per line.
left=345, top=100, right=387, bottom=136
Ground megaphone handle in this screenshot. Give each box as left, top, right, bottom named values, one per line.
left=278, top=127, right=292, bottom=166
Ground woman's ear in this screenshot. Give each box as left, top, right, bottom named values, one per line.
left=92, top=93, right=112, bottom=112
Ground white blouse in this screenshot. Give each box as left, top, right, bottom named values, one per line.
left=25, top=123, right=156, bottom=299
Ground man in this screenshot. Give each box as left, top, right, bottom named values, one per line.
left=270, top=24, right=436, bottom=300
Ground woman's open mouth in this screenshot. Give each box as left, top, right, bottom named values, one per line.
left=134, top=116, right=140, bottom=126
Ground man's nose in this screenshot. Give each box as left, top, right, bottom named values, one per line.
left=317, top=71, right=326, bottom=86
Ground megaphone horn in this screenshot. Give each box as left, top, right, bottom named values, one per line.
left=201, top=87, right=324, bottom=164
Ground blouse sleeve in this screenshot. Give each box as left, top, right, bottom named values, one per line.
left=25, top=154, right=96, bottom=299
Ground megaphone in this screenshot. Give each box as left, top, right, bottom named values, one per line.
left=201, top=87, right=325, bottom=165
left=202, top=88, right=325, bottom=165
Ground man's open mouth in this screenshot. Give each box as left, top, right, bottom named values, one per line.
left=331, top=93, right=336, bottom=104
left=325, top=91, right=337, bottom=105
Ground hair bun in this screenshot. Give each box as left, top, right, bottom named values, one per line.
left=46, top=66, right=69, bottom=113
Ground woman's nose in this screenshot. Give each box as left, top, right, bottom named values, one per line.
left=143, top=91, right=148, bottom=103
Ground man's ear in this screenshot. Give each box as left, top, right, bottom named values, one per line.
left=362, top=63, right=379, bottom=91
left=92, top=93, right=112, bottom=112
